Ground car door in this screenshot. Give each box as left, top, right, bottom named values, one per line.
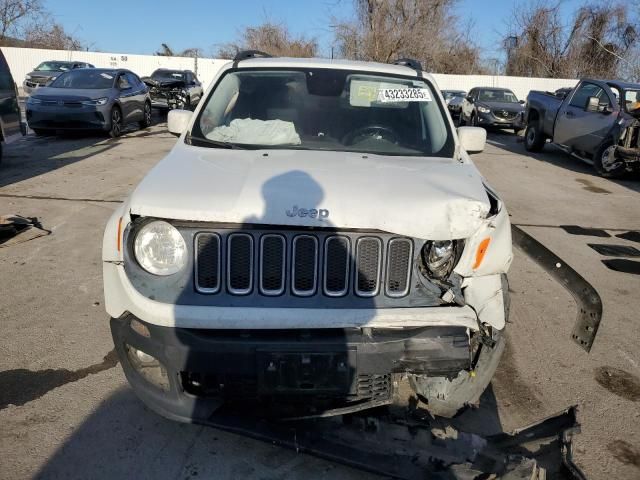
left=125, top=72, right=145, bottom=120
left=553, top=82, right=616, bottom=154
left=0, top=50, right=21, bottom=142
left=116, top=73, right=135, bottom=122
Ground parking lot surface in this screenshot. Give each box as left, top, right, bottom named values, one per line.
left=0, top=122, right=639, bottom=479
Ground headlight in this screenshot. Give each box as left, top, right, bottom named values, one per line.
left=133, top=220, right=187, bottom=275
left=26, top=74, right=32, bottom=80
left=81, top=97, right=108, bottom=106
left=421, top=240, right=459, bottom=279
left=477, top=106, right=491, bottom=113
left=49, top=76, right=57, bottom=81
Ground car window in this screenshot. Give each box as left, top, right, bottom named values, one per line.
left=192, top=68, right=454, bottom=157
left=624, top=90, right=640, bottom=113
left=125, top=73, right=139, bottom=88
left=477, top=89, right=518, bottom=103
left=569, top=83, right=610, bottom=109
left=118, top=74, right=131, bottom=89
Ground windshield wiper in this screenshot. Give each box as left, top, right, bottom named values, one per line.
left=187, top=134, right=243, bottom=149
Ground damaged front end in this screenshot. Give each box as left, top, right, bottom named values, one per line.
left=142, top=77, right=188, bottom=110
left=615, top=118, right=640, bottom=169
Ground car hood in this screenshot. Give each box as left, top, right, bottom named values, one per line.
left=30, top=87, right=114, bottom=101
left=128, top=145, right=491, bottom=240
left=478, top=101, right=524, bottom=112
left=28, top=70, right=63, bottom=78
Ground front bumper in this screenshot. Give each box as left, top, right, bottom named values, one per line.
left=26, top=104, right=109, bottom=131
left=111, top=314, right=471, bottom=422
left=477, top=111, right=524, bottom=129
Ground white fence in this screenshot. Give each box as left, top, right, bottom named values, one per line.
left=1, top=46, right=577, bottom=100
left=0, top=46, right=229, bottom=94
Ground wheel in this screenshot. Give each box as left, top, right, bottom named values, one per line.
left=109, top=107, right=122, bottom=138
left=594, top=142, right=625, bottom=178
left=409, top=329, right=505, bottom=418
left=524, top=123, right=545, bottom=152
left=139, top=102, right=152, bottom=129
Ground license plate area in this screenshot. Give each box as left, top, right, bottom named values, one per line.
left=257, top=349, right=355, bottom=395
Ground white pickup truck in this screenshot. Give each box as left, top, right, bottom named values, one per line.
left=103, top=53, right=512, bottom=421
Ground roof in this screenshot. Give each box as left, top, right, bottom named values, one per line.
left=228, top=56, right=435, bottom=82
left=473, top=86, right=514, bottom=91
left=580, top=78, right=640, bottom=90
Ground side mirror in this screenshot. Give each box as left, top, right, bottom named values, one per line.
left=585, top=96, right=600, bottom=113
left=466, top=96, right=474, bottom=103
left=167, top=109, right=193, bottom=136
left=457, top=126, right=486, bottom=154
left=519, top=100, right=525, bottom=104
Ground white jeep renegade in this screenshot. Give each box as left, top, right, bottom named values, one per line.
left=103, top=53, right=512, bottom=421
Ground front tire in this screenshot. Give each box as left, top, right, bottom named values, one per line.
left=409, top=329, right=505, bottom=418
left=594, top=142, right=625, bottom=178
left=109, top=107, right=123, bottom=138
left=524, top=123, right=545, bottom=152
left=139, top=102, right=152, bottom=129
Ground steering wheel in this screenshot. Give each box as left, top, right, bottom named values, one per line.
left=342, top=125, right=400, bottom=146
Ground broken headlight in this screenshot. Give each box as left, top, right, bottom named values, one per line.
left=421, top=240, right=460, bottom=279
left=133, top=220, right=187, bottom=275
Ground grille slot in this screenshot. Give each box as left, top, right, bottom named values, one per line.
left=355, top=237, right=382, bottom=297
left=324, top=236, right=350, bottom=297
left=385, top=238, right=413, bottom=297
left=260, top=234, right=286, bottom=296
left=194, top=233, right=221, bottom=293
left=227, top=233, right=253, bottom=295
left=292, top=235, right=318, bottom=296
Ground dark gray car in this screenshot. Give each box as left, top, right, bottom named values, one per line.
left=25, top=68, right=152, bottom=137
left=460, top=87, right=525, bottom=133
left=23, top=60, right=94, bottom=95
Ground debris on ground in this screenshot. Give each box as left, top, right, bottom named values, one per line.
left=0, top=215, right=51, bottom=248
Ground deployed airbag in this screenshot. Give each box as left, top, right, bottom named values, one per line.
left=207, top=118, right=301, bottom=146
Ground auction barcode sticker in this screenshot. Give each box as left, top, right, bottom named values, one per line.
left=378, top=88, right=432, bottom=102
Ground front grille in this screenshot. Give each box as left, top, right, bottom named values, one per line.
left=292, top=235, right=318, bottom=296
left=355, top=237, right=382, bottom=297
left=227, top=233, right=253, bottom=294
left=194, top=230, right=414, bottom=299
left=493, top=110, right=518, bottom=120
left=195, top=233, right=220, bottom=293
left=385, top=238, right=413, bottom=297
left=260, top=234, right=285, bottom=295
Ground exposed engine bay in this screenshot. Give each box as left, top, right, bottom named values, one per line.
left=616, top=118, right=640, bottom=167
left=141, top=76, right=188, bottom=110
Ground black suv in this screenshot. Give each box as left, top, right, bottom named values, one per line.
left=0, top=49, right=24, bottom=163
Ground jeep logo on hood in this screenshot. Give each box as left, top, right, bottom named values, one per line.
left=286, top=206, right=329, bottom=221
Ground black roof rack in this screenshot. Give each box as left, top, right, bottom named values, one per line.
left=393, top=58, right=423, bottom=71
left=233, top=50, right=272, bottom=61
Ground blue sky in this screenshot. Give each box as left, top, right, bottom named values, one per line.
left=46, top=0, right=588, bottom=59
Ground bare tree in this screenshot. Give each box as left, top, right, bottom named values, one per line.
left=155, top=43, right=203, bottom=57
left=24, top=21, right=82, bottom=50
left=0, top=0, right=42, bottom=42
left=216, top=22, right=317, bottom=58
left=332, top=0, right=486, bottom=74
left=504, top=1, right=638, bottom=79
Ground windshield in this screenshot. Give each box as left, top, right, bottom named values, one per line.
left=35, top=61, right=72, bottom=72
left=478, top=89, right=519, bottom=103
left=152, top=70, right=185, bottom=81
left=49, top=70, right=116, bottom=89
left=624, top=90, right=640, bottom=113
left=443, top=91, right=465, bottom=101
left=191, top=68, right=453, bottom=157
